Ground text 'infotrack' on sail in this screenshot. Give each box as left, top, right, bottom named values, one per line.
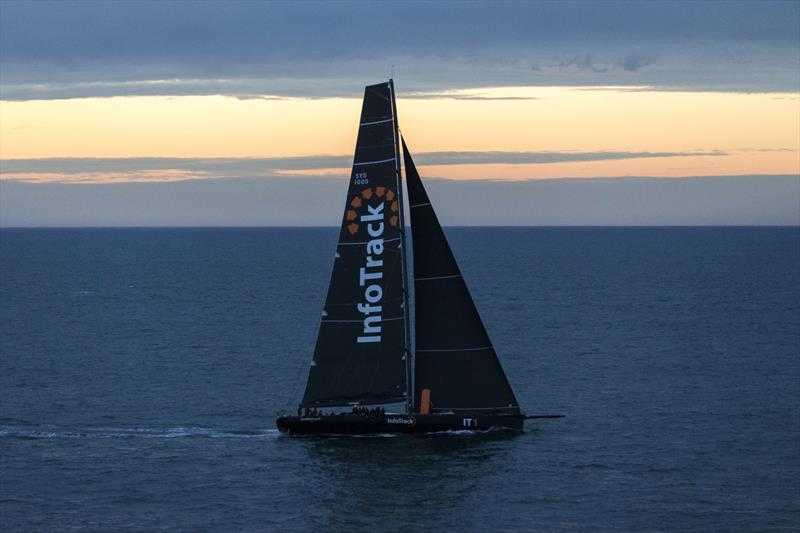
left=357, top=201, right=384, bottom=344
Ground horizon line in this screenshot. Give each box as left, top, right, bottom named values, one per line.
left=2, top=224, right=798, bottom=230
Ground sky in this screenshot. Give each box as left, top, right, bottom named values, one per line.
left=0, top=0, right=798, bottom=226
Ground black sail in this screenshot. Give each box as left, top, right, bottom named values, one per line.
left=403, top=138, right=520, bottom=413
left=301, top=82, right=408, bottom=407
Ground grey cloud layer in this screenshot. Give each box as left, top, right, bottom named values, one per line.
left=1, top=0, right=798, bottom=99
left=2, top=175, right=797, bottom=226
left=1, top=151, right=728, bottom=180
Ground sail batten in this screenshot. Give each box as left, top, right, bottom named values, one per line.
left=415, top=274, right=462, bottom=281
left=416, top=346, right=493, bottom=352
left=402, top=137, right=520, bottom=413
left=322, top=316, right=405, bottom=323
left=360, top=118, right=394, bottom=126
left=353, top=157, right=397, bottom=166
left=338, top=237, right=402, bottom=246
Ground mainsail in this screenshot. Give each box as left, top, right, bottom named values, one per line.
left=301, top=81, right=409, bottom=407
left=402, top=138, right=520, bottom=413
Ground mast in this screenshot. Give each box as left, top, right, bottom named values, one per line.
left=388, top=79, right=414, bottom=413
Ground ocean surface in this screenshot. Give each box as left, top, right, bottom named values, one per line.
left=1, top=227, right=798, bottom=531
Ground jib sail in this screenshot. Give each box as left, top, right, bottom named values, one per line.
left=402, top=137, right=520, bottom=413
left=301, top=81, right=408, bottom=407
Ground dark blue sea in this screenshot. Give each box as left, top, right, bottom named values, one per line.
left=1, top=227, right=798, bottom=531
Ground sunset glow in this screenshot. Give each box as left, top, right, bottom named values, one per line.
left=2, top=87, right=797, bottom=183
left=1, top=1, right=797, bottom=226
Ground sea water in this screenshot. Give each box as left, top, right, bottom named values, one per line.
left=1, top=227, right=798, bottom=531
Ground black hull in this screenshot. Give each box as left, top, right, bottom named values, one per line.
left=276, top=413, right=524, bottom=435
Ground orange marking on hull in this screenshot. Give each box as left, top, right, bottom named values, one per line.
left=350, top=196, right=362, bottom=208
left=420, top=389, right=431, bottom=415
left=348, top=223, right=359, bottom=235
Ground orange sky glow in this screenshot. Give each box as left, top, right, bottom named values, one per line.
left=1, top=87, right=798, bottom=182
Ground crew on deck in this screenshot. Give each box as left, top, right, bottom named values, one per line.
left=300, top=405, right=387, bottom=417
left=351, top=405, right=386, bottom=417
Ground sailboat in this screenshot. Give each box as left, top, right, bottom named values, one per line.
left=277, top=80, right=557, bottom=434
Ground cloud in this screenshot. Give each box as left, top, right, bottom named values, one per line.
left=1, top=1, right=797, bottom=99
left=560, top=52, right=661, bottom=75
left=401, top=91, right=540, bottom=101
left=1, top=175, right=797, bottom=227
left=1, top=151, right=730, bottom=183
left=560, top=55, right=608, bottom=74
left=412, top=150, right=727, bottom=166
left=615, top=52, right=656, bottom=72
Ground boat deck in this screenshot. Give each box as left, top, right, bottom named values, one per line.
left=276, top=413, right=524, bottom=435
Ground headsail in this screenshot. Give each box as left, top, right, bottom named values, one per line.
left=402, top=138, right=520, bottom=413
left=301, top=82, right=408, bottom=407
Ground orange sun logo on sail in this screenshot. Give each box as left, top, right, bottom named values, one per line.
left=345, top=186, right=399, bottom=235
